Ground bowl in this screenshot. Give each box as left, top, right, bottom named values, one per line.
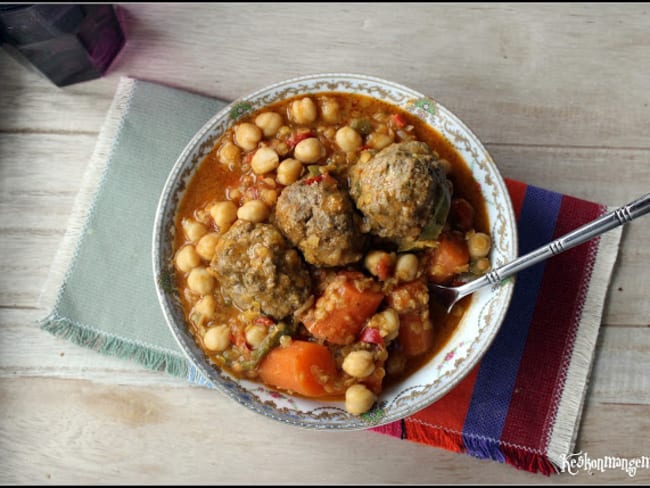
left=152, top=73, right=517, bottom=429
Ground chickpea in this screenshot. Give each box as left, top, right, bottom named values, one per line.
left=345, top=384, right=376, bottom=415
left=194, top=295, right=216, bottom=320
left=218, top=141, right=241, bottom=166
left=375, top=121, right=389, bottom=133
left=195, top=232, right=220, bottom=261
left=251, top=147, right=280, bottom=174
left=467, top=232, right=491, bottom=258
left=245, top=324, right=267, bottom=348
left=194, top=208, right=211, bottom=225
left=359, top=150, right=373, bottom=164
left=273, top=140, right=290, bottom=157
left=233, top=122, right=262, bottom=151
left=260, top=188, right=278, bottom=207
left=203, top=325, right=231, bottom=352
left=322, top=126, right=336, bottom=140
left=367, top=308, right=400, bottom=342
left=255, top=112, right=283, bottom=138
left=182, top=218, right=208, bottom=243
left=367, top=131, right=394, bottom=150
left=395, top=253, right=419, bottom=282
left=364, top=250, right=396, bottom=279
left=289, top=97, right=317, bottom=124
left=335, top=126, right=362, bottom=152
left=342, top=350, right=375, bottom=378
left=174, top=245, right=201, bottom=273
left=293, top=137, right=325, bottom=163
left=472, top=257, right=491, bottom=275
left=237, top=200, right=270, bottom=223
left=277, top=125, right=291, bottom=138
left=210, top=201, right=238, bottom=231
left=320, top=98, right=340, bottom=124
left=187, top=267, right=215, bottom=295
left=276, top=158, right=303, bottom=185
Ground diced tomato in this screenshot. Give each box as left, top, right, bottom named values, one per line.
left=230, top=324, right=251, bottom=357
left=391, top=113, right=407, bottom=128
left=286, top=131, right=314, bottom=149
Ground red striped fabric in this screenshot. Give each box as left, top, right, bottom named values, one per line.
left=505, top=179, right=527, bottom=219
left=405, top=365, right=480, bottom=451
left=500, top=195, right=605, bottom=452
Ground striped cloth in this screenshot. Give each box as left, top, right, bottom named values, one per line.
left=373, top=179, right=622, bottom=474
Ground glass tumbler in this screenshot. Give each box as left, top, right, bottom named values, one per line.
left=0, top=4, right=125, bottom=87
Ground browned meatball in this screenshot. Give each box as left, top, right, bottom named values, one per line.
left=212, top=220, right=311, bottom=320
left=349, top=141, right=450, bottom=248
left=274, top=174, right=365, bottom=266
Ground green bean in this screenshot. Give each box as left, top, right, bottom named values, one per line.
left=233, top=321, right=296, bottom=372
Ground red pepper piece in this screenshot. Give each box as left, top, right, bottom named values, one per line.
left=254, top=316, right=275, bottom=327
left=359, top=326, right=384, bottom=345
left=304, top=174, right=325, bottom=185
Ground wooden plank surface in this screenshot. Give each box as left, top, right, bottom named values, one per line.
left=1, top=377, right=648, bottom=485
left=1, top=3, right=649, bottom=484
left=2, top=3, right=650, bottom=147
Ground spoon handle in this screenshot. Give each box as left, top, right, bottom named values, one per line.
left=458, top=192, right=650, bottom=296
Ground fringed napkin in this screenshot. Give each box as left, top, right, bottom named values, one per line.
left=40, top=76, right=622, bottom=475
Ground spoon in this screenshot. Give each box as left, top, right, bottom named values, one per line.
left=429, top=192, right=650, bottom=313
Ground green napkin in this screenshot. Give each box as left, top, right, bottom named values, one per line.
left=40, top=77, right=226, bottom=380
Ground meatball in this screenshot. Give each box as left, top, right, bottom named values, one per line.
left=274, top=174, right=365, bottom=266
left=349, top=141, right=450, bottom=247
left=212, top=220, right=312, bottom=320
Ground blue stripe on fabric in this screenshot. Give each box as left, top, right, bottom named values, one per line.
left=461, top=185, right=563, bottom=460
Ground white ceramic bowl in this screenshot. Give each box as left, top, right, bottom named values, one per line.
left=153, top=73, right=517, bottom=429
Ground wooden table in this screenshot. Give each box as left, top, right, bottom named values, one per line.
left=1, top=3, right=648, bottom=484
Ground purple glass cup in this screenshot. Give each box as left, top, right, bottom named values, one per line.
left=0, top=4, right=125, bottom=87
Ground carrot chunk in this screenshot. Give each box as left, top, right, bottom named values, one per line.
left=258, top=340, right=337, bottom=397
left=398, top=309, right=434, bottom=357
left=426, top=232, right=470, bottom=284
left=302, top=272, right=384, bottom=345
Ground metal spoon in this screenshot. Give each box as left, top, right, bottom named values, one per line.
left=430, top=192, right=650, bottom=313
